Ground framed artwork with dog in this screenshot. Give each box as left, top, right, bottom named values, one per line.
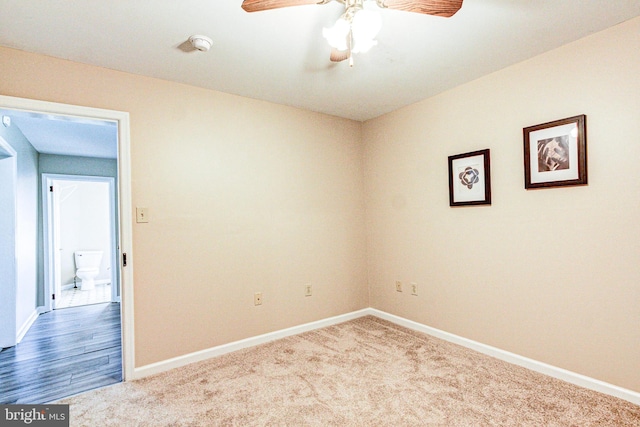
left=523, top=115, right=587, bottom=189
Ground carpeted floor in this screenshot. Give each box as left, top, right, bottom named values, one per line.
left=59, top=316, right=640, bottom=426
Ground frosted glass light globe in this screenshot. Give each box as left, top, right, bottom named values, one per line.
left=351, top=9, right=381, bottom=53
left=323, top=18, right=351, bottom=51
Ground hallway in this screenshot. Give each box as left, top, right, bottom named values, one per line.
left=0, top=302, right=122, bottom=404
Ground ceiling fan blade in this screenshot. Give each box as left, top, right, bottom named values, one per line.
left=242, top=0, right=321, bottom=12
left=381, top=0, right=463, bottom=17
left=330, top=49, right=350, bottom=62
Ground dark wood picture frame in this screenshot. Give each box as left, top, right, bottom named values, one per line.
left=448, top=149, right=491, bottom=207
left=523, top=114, right=587, bottom=189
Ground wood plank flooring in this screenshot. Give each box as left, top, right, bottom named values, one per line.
left=0, top=302, right=122, bottom=404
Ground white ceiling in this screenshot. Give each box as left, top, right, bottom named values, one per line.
left=0, top=109, right=118, bottom=159
left=1, top=1, right=639, bottom=129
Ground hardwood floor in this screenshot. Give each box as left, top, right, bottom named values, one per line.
left=0, top=302, right=122, bottom=404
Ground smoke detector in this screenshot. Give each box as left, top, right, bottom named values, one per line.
left=189, top=35, right=213, bottom=52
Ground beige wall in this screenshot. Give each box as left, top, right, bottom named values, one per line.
left=1, top=15, right=638, bottom=393
left=0, top=47, right=368, bottom=366
left=363, top=16, right=640, bottom=392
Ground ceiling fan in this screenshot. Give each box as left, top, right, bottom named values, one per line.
left=241, top=0, right=464, bottom=65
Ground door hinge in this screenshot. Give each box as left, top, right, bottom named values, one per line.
left=49, top=185, right=53, bottom=192
left=122, top=253, right=127, bottom=267
left=52, top=293, right=55, bottom=300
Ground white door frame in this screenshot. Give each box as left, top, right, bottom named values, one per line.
left=42, top=174, right=118, bottom=309
left=0, top=95, right=135, bottom=381
left=0, top=136, right=18, bottom=348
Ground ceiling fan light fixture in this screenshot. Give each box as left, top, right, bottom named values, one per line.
left=323, top=2, right=381, bottom=57
left=241, top=0, right=464, bottom=64
left=323, top=17, right=351, bottom=51
left=352, top=8, right=381, bottom=39
left=351, top=8, right=381, bottom=53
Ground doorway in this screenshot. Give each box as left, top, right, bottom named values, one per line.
left=0, top=94, right=134, bottom=382
left=43, top=175, right=118, bottom=310
left=0, top=136, right=18, bottom=348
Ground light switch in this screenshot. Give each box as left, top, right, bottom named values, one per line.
left=136, top=207, right=149, bottom=223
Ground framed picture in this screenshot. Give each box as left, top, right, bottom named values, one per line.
left=448, top=149, right=491, bottom=207
left=523, top=114, right=587, bottom=189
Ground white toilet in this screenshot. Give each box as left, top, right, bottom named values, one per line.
left=74, top=251, right=103, bottom=291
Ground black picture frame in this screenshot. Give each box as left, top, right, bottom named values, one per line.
left=448, top=149, right=491, bottom=207
left=523, top=115, right=587, bottom=189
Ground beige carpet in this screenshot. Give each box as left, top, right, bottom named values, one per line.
left=59, top=316, right=640, bottom=426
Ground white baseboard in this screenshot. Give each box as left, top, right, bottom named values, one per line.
left=132, top=309, right=370, bottom=380
left=16, top=309, right=39, bottom=344
left=63, top=279, right=111, bottom=290
left=368, top=309, right=640, bottom=406
left=132, top=307, right=640, bottom=406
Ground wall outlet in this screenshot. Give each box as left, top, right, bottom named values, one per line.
left=254, top=292, right=263, bottom=306
left=395, top=280, right=402, bottom=292
left=411, top=282, right=418, bottom=296
left=304, top=284, right=312, bottom=297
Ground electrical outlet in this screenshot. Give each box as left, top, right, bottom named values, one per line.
left=254, top=292, right=263, bottom=306
left=305, top=284, right=312, bottom=297
left=411, top=282, right=418, bottom=296
left=395, top=281, right=402, bottom=292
